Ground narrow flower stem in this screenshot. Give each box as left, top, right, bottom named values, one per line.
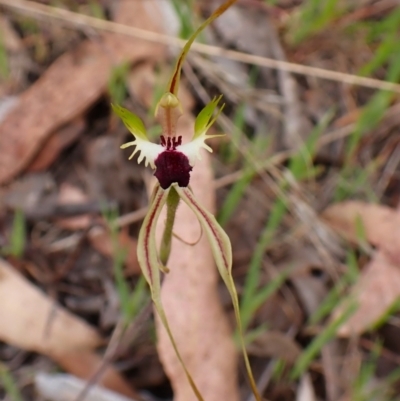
left=168, top=0, right=238, bottom=95
left=226, top=277, right=262, bottom=401
left=152, top=295, right=205, bottom=401
left=159, top=186, right=180, bottom=267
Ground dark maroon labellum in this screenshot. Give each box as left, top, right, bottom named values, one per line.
left=154, top=150, right=192, bottom=189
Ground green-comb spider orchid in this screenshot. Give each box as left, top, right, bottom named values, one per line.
left=112, top=1, right=262, bottom=401
left=113, top=93, right=224, bottom=190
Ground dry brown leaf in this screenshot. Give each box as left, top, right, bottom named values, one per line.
left=0, top=257, right=102, bottom=354
left=322, top=201, right=400, bottom=335
left=0, top=258, right=138, bottom=398
left=335, top=251, right=400, bottom=336
left=28, top=118, right=85, bottom=172
left=0, top=40, right=111, bottom=184
left=0, top=0, right=165, bottom=184
left=321, top=200, right=400, bottom=264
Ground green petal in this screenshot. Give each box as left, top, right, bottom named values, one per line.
left=111, top=103, right=148, bottom=140
left=193, top=95, right=225, bottom=140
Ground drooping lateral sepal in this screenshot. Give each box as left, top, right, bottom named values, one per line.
left=175, top=185, right=232, bottom=281
left=177, top=95, right=225, bottom=166
left=138, top=183, right=205, bottom=401
left=137, top=184, right=169, bottom=297
left=175, top=184, right=263, bottom=401
left=112, top=103, right=163, bottom=168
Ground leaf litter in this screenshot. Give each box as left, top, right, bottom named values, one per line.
left=0, top=0, right=400, bottom=401
left=322, top=201, right=400, bottom=336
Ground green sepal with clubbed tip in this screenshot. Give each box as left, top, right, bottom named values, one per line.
left=111, top=104, right=148, bottom=140
left=194, top=95, right=225, bottom=140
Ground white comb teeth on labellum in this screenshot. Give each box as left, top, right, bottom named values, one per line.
left=114, top=94, right=224, bottom=190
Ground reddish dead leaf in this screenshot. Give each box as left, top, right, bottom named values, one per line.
left=322, top=201, right=400, bottom=264
left=28, top=118, right=85, bottom=172
left=335, top=251, right=400, bottom=336
left=0, top=257, right=102, bottom=354
left=0, top=0, right=165, bottom=184
left=322, top=201, right=400, bottom=335
left=0, top=40, right=111, bottom=184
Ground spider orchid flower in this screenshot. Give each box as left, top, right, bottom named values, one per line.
left=112, top=1, right=262, bottom=400
left=113, top=95, right=240, bottom=401
left=111, top=92, right=230, bottom=304
left=113, top=93, right=224, bottom=189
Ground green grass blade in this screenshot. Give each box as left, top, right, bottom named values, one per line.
left=291, top=301, right=357, bottom=379
left=309, top=250, right=359, bottom=325
left=288, top=109, right=334, bottom=180
left=103, top=208, right=132, bottom=323
left=0, top=364, right=23, bottom=401
left=347, top=50, right=400, bottom=160
left=241, top=197, right=287, bottom=330
left=108, top=62, right=130, bottom=105
left=9, top=210, right=26, bottom=258
left=218, top=167, right=255, bottom=226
